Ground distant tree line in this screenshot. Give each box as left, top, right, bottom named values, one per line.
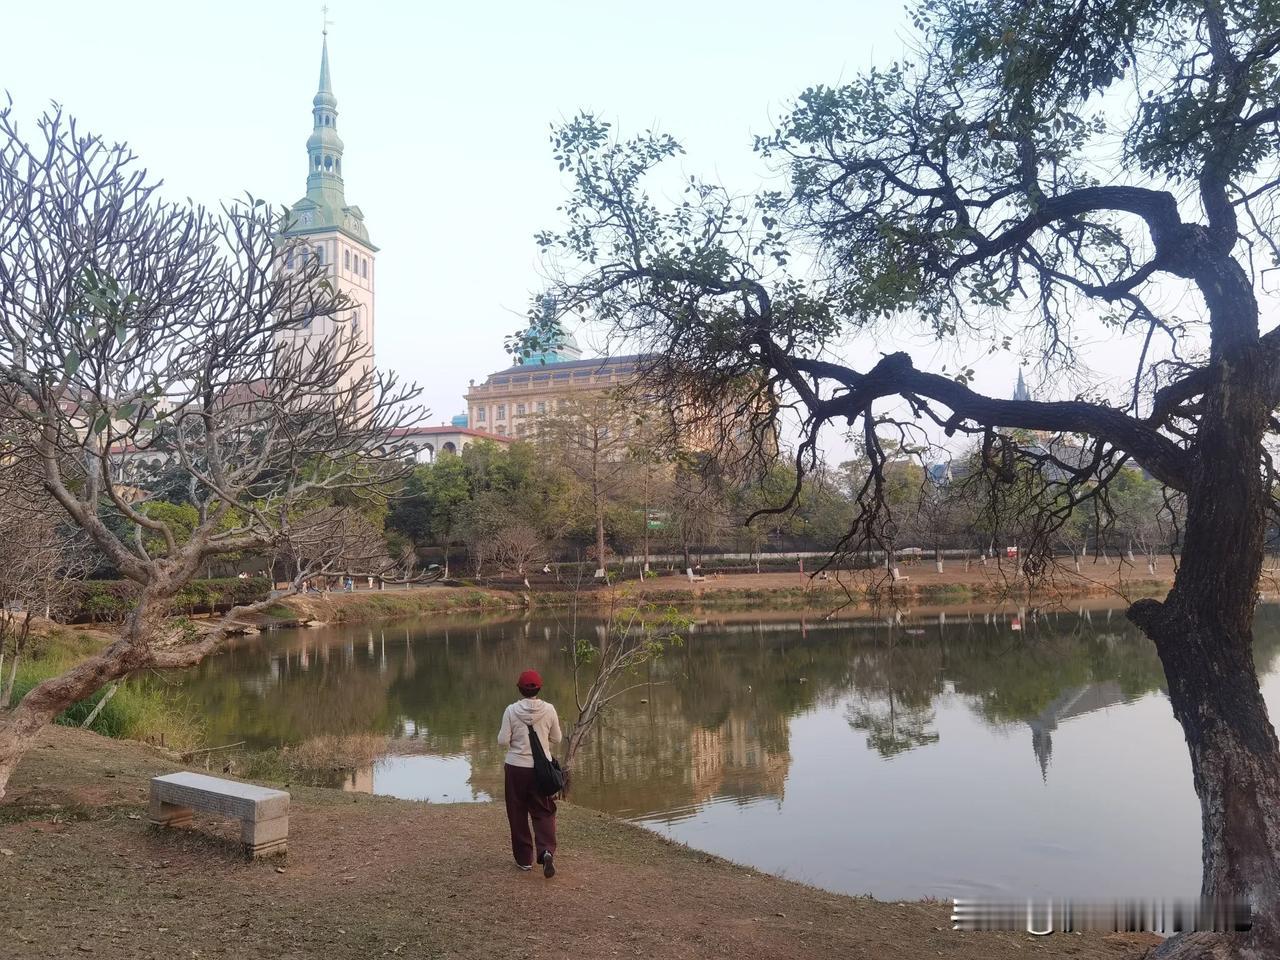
left=385, top=425, right=1182, bottom=582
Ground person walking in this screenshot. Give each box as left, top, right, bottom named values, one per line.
left=497, top=669, right=562, bottom=877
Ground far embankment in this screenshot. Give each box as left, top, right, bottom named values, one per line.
left=261, top=556, right=1204, bottom=627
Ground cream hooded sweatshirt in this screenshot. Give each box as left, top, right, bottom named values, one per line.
left=497, top=697, right=562, bottom=768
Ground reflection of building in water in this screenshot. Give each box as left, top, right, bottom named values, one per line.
left=342, top=766, right=374, bottom=793
left=688, top=716, right=789, bottom=807
left=1028, top=681, right=1128, bottom=780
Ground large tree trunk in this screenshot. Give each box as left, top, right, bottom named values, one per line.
left=1129, top=347, right=1280, bottom=958
left=594, top=502, right=607, bottom=580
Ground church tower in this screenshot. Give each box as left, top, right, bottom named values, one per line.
left=277, top=32, right=377, bottom=393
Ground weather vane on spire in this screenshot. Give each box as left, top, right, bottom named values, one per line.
left=321, top=3, right=334, bottom=36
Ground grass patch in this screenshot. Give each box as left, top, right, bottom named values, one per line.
left=234, top=733, right=389, bottom=787
left=7, top=630, right=204, bottom=753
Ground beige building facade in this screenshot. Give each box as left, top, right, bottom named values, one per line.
left=464, top=355, right=643, bottom=440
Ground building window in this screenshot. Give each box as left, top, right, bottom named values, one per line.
left=496, top=404, right=506, bottom=420
left=344, top=249, right=351, bottom=270
left=286, top=250, right=295, bottom=269
left=516, top=403, right=526, bottom=416
left=362, top=258, right=368, bottom=278
left=351, top=308, right=360, bottom=335
left=476, top=408, right=486, bottom=423
left=314, top=245, right=324, bottom=264
left=536, top=401, right=546, bottom=414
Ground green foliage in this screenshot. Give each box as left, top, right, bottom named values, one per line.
left=64, top=577, right=271, bottom=623
left=139, top=501, right=199, bottom=556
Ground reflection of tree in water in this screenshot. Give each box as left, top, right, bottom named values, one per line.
left=846, top=693, right=940, bottom=757
left=150, top=628, right=403, bottom=748
left=844, top=642, right=947, bottom=762
left=164, top=604, right=1280, bottom=803
left=844, top=644, right=943, bottom=757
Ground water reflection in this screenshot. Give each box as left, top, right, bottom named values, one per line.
left=159, top=604, right=1280, bottom=899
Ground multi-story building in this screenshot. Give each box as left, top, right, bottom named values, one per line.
left=464, top=350, right=645, bottom=440
left=274, top=33, right=377, bottom=399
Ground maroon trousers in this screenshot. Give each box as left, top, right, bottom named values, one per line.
left=503, top=763, right=557, bottom=867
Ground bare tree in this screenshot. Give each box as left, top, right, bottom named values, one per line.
left=492, top=524, right=546, bottom=586
left=560, top=596, right=686, bottom=774
left=535, top=391, right=633, bottom=580
left=0, top=105, right=423, bottom=796
left=0, top=475, right=91, bottom=706
left=275, top=506, right=396, bottom=589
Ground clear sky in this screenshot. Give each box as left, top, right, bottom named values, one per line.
left=2, top=0, right=1163, bottom=451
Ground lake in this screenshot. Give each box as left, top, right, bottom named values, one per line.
left=157, top=601, right=1280, bottom=901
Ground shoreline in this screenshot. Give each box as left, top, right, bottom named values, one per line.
left=1, top=725, right=1156, bottom=959
left=260, top=559, right=1188, bottom=628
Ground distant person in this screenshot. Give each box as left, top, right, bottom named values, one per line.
left=497, top=669, right=562, bottom=877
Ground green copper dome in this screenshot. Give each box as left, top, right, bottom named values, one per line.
left=521, top=295, right=584, bottom=365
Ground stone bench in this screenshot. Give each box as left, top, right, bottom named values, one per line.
left=149, top=771, right=289, bottom=857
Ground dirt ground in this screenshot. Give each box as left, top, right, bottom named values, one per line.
left=0, top=727, right=1160, bottom=960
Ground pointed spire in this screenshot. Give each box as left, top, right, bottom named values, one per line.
left=318, top=36, right=332, bottom=97
left=282, top=28, right=374, bottom=248
left=1013, top=368, right=1031, bottom=403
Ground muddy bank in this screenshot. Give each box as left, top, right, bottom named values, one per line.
left=261, top=557, right=1186, bottom=628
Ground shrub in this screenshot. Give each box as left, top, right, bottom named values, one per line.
left=63, top=577, right=271, bottom=623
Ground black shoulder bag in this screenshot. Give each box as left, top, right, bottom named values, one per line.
left=526, top=723, right=565, bottom=797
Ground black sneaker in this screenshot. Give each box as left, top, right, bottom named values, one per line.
left=542, top=852, right=555, bottom=878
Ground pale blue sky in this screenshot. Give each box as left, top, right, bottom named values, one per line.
left=0, top=0, right=915, bottom=425
left=3, top=0, right=1158, bottom=448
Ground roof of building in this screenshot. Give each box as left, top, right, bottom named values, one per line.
left=475, top=353, right=647, bottom=386
left=389, top=425, right=512, bottom=443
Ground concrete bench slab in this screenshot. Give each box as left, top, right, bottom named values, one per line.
left=149, top=771, right=289, bottom=857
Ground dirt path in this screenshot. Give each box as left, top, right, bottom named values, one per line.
left=0, top=727, right=1157, bottom=960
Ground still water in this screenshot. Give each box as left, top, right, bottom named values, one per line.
left=159, top=603, right=1280, bottom=900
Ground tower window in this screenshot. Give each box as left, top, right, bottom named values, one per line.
left=314, top=245, right=324, bottom=264
left=286, top=250, right=295, bottom=269
left=324, top=155, right=333, bottom=171
left=361, top=258, right=368, bottom=278
left=314, top=156, right=321, bottom=169
left=344, top=249, right=351, bottom=270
